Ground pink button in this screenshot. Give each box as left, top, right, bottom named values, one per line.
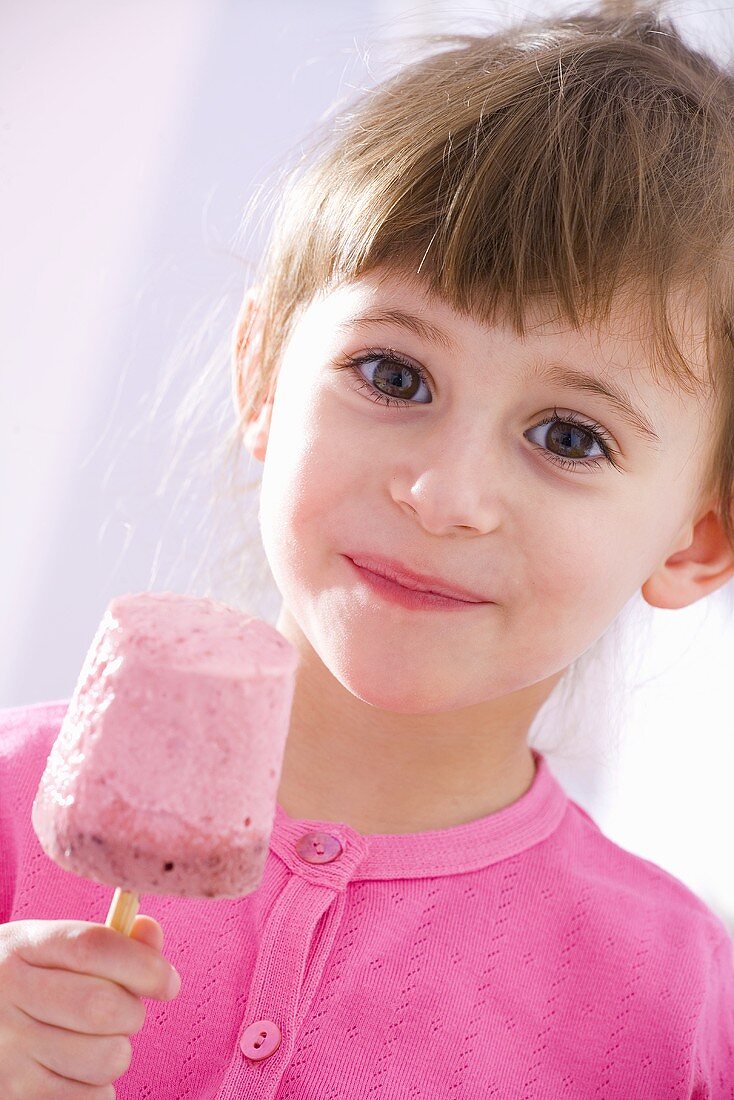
left=295, top=831, right=343, bottom=864
left=240, top=1019, right=281, bottom=1061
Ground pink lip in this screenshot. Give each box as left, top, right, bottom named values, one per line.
left=346, top=554, right=491, bottom=604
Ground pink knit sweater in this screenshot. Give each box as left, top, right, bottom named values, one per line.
left=1, top=699, right=732, bottom=1098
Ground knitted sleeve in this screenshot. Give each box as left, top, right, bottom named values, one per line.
left=0, top=702, right=62, bottom=925
left=692, top=927, right=734, bottom=1097
left=0, top=705, right=27, bottom=924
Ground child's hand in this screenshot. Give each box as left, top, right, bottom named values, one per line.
left=0, top=915, right=181, bottom=1098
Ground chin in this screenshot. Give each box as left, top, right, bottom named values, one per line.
left=333, top=666, right=477, bottom=715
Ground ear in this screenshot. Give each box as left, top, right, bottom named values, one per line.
left=641, top=505, right=734, bottom=609
left=231, top=285, right=273, bottom=463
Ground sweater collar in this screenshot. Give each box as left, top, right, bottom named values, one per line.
left=271, top=749, right=569, bottom=881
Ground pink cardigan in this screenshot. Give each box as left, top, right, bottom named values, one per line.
left=1, top=699, right=732, bottom=1098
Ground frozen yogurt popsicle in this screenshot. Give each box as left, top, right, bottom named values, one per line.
left=32, top=591, right=299, bottom=930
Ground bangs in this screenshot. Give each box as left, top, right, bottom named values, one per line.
left=268, top=21, right=734, bottom=402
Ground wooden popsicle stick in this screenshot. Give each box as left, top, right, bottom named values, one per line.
left=105, top=888, right=140, bottom=935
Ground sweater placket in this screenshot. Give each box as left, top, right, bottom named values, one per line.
left=216, top=821, right=367, bottom=1098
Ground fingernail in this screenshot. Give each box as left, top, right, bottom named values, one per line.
left=168, top=968, right=182, bottom=997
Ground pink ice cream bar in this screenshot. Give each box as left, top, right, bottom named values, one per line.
left=32, top=591, right=299, bottom=901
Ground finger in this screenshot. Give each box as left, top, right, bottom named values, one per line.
left=21, top=1059, right=115, bottom=1100
left=128, top=914, right=163, bottom=954
left=19, top=1006, right=132, bottom=1087
left=7, top=957, right=146, bottom=1036
left=15, top=921, right=180, bottom=1002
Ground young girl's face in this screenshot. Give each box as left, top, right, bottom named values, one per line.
left=245, top=265, right=711, bottom=715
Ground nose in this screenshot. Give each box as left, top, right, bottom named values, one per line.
left=390, top=429, right=501, bottom=536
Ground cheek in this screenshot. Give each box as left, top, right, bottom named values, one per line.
left=531, top=519, right=607, bottom=597
left=257, top=378, right=348, bottom=573
left=512, top=496, right=653, bottom=665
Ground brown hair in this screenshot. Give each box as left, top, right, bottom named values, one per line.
left=149, top=0, right=734, bottom=758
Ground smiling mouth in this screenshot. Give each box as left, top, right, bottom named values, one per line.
left=347, top=554, right=489, bottom=603
left=345, top=556, right=492, bottom=611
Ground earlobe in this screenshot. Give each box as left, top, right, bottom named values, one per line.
left=641, top=509, right=734, bottom=609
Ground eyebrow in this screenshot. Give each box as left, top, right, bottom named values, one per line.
left=337, top=306, right=662, bottom=447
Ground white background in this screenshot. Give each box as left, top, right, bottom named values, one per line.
left=2, top=0, right=733, bottom=931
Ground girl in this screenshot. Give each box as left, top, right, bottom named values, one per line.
left=1, top=1, right=733, bottom=1096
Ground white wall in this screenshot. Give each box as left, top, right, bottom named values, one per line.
left=1, top=0, right=402, bottom=704
left=2, top=0, right=732, bottom=930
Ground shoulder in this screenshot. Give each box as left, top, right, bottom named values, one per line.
left=0, top=699, right=69, bottom=819
left=561, top=795, right=732, bottom=958
left=0, top=699, right=70, bottom=921
left=0, top=695, right=68, bottom=756
left=548, top=796, right=734, bottom=1077
left=0, top=697, right=69, bottom=745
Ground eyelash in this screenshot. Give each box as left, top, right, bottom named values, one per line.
left=334, top=348, right=621, bottom=473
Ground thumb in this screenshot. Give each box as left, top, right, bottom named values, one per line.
left=128, top=913, right=164, bottom=952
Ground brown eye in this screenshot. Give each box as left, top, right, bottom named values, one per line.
left=525, top=410, right=618, bottom=473
left=338, top=351, right=431, bottom=407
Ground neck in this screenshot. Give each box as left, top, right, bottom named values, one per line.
left=274, top=605, right=561, bottom=835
